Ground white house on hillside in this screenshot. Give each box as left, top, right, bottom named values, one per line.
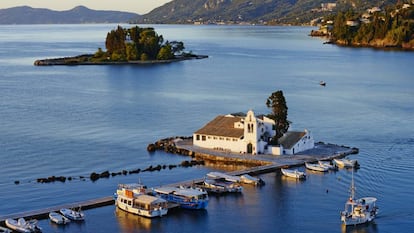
left=193, top=110, right=314, bottom=155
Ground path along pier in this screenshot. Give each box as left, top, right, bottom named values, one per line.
left=0, top=140, right=357, bottom=224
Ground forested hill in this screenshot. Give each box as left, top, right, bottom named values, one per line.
left=330, top=2, right=414, bottom=50
left=0, top=6, right=139, bottom=24
left=133, top=0, right=399, bottom=25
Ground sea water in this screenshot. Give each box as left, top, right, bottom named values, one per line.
left=0, top=24, right=413, bottom=233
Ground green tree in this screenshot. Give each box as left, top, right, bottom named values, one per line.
left=157, top=44, right=174, bottom=60
left=266, top=90, right=290, bottom=145
left=126, top=43, right=138, bottom=60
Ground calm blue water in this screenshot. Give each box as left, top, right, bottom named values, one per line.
left=1, top=24, right=413, bottom=233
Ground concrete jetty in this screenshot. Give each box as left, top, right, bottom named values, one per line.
left=0, top=196, right=114, bottom=224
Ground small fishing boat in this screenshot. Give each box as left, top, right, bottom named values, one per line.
left=305, top=162, right=329, bottom=172
left=153, top=186, right=209, bottom=209
left=49, top=212, right=70, bottom=225
left=206, top=172, right=241, bottom=183
left=116, top=183, right=168, bottom=217
left=240, top=174, right=265, bottom=186
left=281, top=168, right=306, bottom=179
left=340, top=167, right=379, bottom=226
left=60, top=207, right=85, bottom=221
left=320, top=81, right=326, bottom=86
left=202, top=179, right=243, bottom=193
left=334, top=158, right=358, bottom=168
left=5, top=218, right=42, bottom=233
left=318, top=160, right=338, bottom=170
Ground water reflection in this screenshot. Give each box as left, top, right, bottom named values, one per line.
left=341, top=222, right=378, bottom=233
left=115, top=208, right=155, bottom=232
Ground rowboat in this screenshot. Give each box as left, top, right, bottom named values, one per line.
left=305, top=162, right=329, bottom=172
left=281, top=168, right=306, bottom=179
left=49, top=212, right=70, bottom=225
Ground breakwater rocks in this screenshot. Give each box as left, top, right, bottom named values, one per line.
left=147, top=136, right=195, bottom=156
left=14, top=159, right=204, bottom=185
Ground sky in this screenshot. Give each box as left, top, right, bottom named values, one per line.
left=0, top=0, right=173, bottom=14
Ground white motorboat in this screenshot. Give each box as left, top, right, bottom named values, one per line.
left=318, top=160, right=338, bottom=170
left=334, top=158, right=358, bottom=168
left=202, top=179, right=243, bottom=193
left=153, top=186, right=209, bottom=209
left=340, top=167, right=379, bottom=226
left=60, top=207, right=85, bottom=221
left=240, top=174, right=265, bottom=185
left=305, top=162, right=329, bottom=172
left=5, top=218, right=42, bottom=233
left=206, top=172, right=241, bottom=183
left=281, top=168, right=306, bottom=179
left=49, top=212, right=70, bottom=225
left=116, top=183, right=168, bottom=217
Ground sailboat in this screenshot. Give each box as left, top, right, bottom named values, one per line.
left=340, top=167, right=379, bottom=226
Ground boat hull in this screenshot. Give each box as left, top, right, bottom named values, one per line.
left=281, top=168, right=306, bottom=179
left=116, top=200, right=168, bottom=217
left=60, top=208, right=85, bottom=221
left=49, top=212, right=70, bottom=225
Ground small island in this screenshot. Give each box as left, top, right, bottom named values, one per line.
left=34, top=25, right=207, bottom=66
left=310, top=2, right=414, bottom=50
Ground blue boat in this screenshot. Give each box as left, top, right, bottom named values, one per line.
left=153, top=186, right=209, bottom=209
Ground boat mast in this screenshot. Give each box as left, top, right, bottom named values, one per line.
left=349, top=165, right=356, bottom=200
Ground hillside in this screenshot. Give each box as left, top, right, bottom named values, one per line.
left=134, top=0, right=400, bottom=25
left=0, top=6, right=139, bottom=24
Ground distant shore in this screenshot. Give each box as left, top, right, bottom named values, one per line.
left=34, top=54, right=208, bottom=66
left=309, top=30, right=414, bottom=51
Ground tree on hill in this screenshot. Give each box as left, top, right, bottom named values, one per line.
left=266, top=90, right=290, bottom=145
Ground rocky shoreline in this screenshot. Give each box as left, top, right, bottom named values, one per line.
left=34, top=54, right=208, bottom=66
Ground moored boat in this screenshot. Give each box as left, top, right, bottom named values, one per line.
left=305, top=162, right=329, bottom=172
left=49, top=212, right=70, bottom=225
left=318, top=160, right=338, bottom=170
left=334, top=158, right=358, bottom=168
left=206, top=172, right=241, bottom=183
left=153, top=186, right=209, bottom=209
left=240, top=174, right=265, bottom=186
left=60, top=207, right=85, bottom=221
left=116, top=183, right=168, bottom=217
left=202, top=179, right=243, bottom=193
left=281, top=168, right=306, bottom=179
left=340, top=167, right=378, bottom=226
left=5, top=218, right=42, bottom=233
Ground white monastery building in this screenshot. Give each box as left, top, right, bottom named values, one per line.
left=193, top=110, right=314, bottom=155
